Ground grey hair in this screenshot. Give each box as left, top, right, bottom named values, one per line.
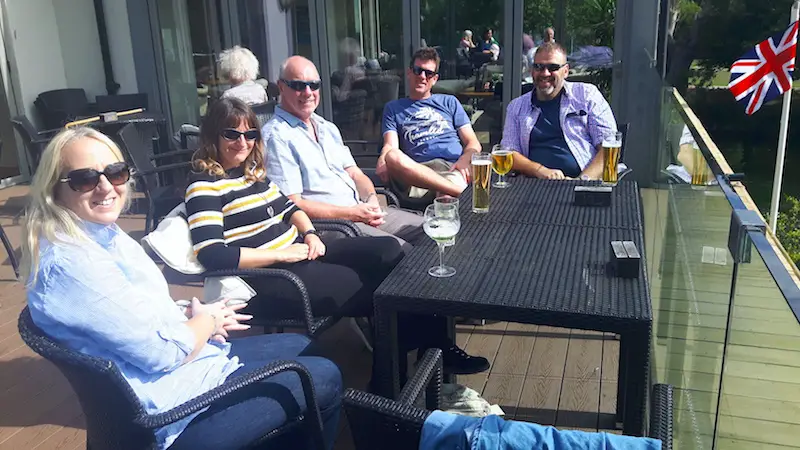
left=463, top=30, right=473, bottom=37
left=218, top=45, right=260, bottom=83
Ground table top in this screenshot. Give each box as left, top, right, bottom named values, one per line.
left=374, top=178, right=652, bottom=324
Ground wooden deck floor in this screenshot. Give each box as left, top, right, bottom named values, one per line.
left=3, top=184, right=799, bottom=449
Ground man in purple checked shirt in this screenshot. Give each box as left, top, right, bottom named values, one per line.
left=500, top=42, right=617, bottom=180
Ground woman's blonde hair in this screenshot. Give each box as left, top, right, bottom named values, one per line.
left=192, top=97, right=266, bottom=182
left=20, top=127, right=132, bottom=283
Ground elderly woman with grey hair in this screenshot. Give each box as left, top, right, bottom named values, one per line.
left=218, top=45, right=269, bottom=105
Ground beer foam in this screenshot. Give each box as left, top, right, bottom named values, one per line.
left=472, top=160, right=492, bottom=165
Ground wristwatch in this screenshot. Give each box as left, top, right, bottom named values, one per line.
left=301, top=229, right=319, bottom=239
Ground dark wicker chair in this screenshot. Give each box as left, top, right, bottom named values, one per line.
left=34, top=88, right=95, bottom=129
left=10, top=115, right=59, bottom=174
left=117, top=123, right=193, bottom=234
left=345, top=350, right=674, bottom=450
left=96, top=94, right=149, bottom=113
left=18, top=307, right=327, bottom=450
left=202, top=219, right=363, bottom=338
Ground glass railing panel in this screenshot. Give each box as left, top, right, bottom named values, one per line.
left=646, top=86, right=735, bottom=448
left=715, top=231, right=800, bottom=449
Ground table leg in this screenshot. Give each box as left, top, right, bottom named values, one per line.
left=621, top=327, right=650, bottom=436
left=444, top=316, right=456, bottom=385
left=374, top=304, right=401, bottom=399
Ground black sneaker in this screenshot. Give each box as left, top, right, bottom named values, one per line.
left=437, top=345, right=490, bottom=375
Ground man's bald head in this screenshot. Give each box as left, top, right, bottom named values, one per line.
left=280, top=56, right=319, bottom=80
left=277, top=55, right=321, bottom=123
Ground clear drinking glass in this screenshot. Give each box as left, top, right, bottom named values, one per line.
left=434, top=196, right=459, bottom=246
left=601, top=131, right=623, bottom=186
left=472, top=153, right=491, bottom=213
left=423, top=203, right=460, bottom=277
left=491, top=144, right=513, bottom=188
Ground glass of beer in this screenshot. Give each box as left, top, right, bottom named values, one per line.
left=472, top=153, right=491, bottom=213
left=423, top=203, right=460, bottom=277
left=491, top=145, right=513, bottom=188
left=691, top=148, right=709, bottom=185
left=601, top=131, right=623, bottom=185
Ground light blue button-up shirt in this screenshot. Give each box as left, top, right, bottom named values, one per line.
left=26, top=222, right=242, bottom=449
left=262, top=105, right=361, bottom=207
left=501, top=81, right=617, bottom=170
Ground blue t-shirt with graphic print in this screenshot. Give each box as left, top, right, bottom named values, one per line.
left=382, top=94, right=470, bottom=163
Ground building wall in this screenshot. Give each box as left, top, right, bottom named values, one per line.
left=104, top=0, right=138, bottom=94
left=53, top=0, right=106, bottom=100
left=264, top=0, right=292, bottom=82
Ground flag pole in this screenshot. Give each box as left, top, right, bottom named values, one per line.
left=769, top=1, right=800, bottom=231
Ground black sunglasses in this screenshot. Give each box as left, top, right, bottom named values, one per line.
left=411, top=66, right=438, bottom=78
left=280, top=79, right=322, bottom=91
left=59, top=162, right=131, bottom=193
left=532, top=62, right=567, bottom=72
left=221, top=128, right=259, bottom=141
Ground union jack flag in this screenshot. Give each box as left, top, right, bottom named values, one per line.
left=728, top=21, right=799, bottom=115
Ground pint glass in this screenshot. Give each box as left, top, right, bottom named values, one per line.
left=472, top=153, right=491, bottom=213
left=602, top=131, right=623, bottom=185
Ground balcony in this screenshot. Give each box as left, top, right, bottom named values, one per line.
left=1, top=88, right=799, bottom=449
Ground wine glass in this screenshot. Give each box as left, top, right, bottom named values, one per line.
left=434, top=196, right=459, bottom=247
left=491, top=144, right=513, bottom=188
left=423, top=203, right=460, bottom=278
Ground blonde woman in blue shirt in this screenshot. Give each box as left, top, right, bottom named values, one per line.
left=21, top=127, right=342, bottom=449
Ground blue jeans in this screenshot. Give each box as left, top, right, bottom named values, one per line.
left=170, top=334, right=342, bottom=450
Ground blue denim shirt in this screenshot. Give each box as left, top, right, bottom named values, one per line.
left=26, top=222, right=242, bottom=449
left=421, top=411, right=661, bottom=450
left=263, top=105, right=361, bottom=207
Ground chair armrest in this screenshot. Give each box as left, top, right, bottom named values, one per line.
left=375, top=187, right=399, bottom=207
left=649, top=383, right=674, bottom=447
left=134, top=360, right=326, bottom=449
left=343, top=389, right=430, bottom=450
left=203, top=267, right=317, bottom=336
left=398, top=348, right=442, bottom=411
left=312, top=219, right=362, bottom=237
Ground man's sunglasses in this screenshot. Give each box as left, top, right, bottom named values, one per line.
left=411, top=66, right=438, bottom=78
left=221, top=128, right=259, bottom=141
left=532, top=63, right=567, bottom=72
left=280, top=79, right=322, bottom=91
left=59, top=162, right=131, bottom=193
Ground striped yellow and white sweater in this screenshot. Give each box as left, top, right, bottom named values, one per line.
left=184, top=167, right=300, bottom=270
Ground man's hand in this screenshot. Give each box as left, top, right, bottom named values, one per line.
left=304, top=233, right=326, bottom=260
left=451, top=153, right=472, bottom=183
left=538, top=167, right=566, bottom=180
left=350, top=203, right=386, bottom=226
left=376, top=156, right=389, bottom=182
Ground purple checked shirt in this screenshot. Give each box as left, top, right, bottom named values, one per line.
left=500, top=81, right=617, bottom=170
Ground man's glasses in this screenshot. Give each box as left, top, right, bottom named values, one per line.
left=221, top=128, right=259, bottom=141
left=59, top=162, right=131, bottom=192
left=411, top=66, right=438, bottom=78
left=532, top=63, right=567, bottom=72
left=280, top=79, right=322, bottom=91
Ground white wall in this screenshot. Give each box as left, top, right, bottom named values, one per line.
left=3, top=0, right=67, bottom=126
left=104, top=0, right=138, bottom=94
left=53, top=0, right=106, bottom=100
left=264, top=0, right=292, bottom=82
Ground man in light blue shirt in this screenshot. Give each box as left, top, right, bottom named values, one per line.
left=263, top=56, right=424, bottom=248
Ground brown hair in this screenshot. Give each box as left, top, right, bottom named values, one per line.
left=411, top=47, right=441, bottom=71
left=192, top=98, right=265, bottom=182
left=534, top=41, right=568, bottom=60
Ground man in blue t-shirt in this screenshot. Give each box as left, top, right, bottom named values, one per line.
left=379, top=48, right=482, bottom=198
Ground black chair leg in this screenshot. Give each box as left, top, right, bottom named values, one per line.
left=0, top=224, right=18, bottom=279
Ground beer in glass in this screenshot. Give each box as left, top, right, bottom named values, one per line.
left=472, top=153, right=491, bottom=213
left=491, top=145, right=513, bottom=188
left=691, top=148, right=708, bottom=185
left=602, top=131, right=623, bottom=185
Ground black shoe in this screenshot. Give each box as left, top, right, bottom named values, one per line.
left=438, top=345, right=490, bottom=375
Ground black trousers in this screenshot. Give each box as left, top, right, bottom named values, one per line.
left=244, top=236, right=448, bottom=351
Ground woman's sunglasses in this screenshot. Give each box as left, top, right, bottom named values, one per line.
left=221, top=128, right=259, bottom=141
left=411, top=66, right=438, bottom=78
left=280, top=79, right=322, bottom=91
left=59, top=162, right=131, bottom=193
left=532, top=63, right=567, bottom=72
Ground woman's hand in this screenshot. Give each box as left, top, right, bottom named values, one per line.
left=211, top=301, right=253, bottom=343
left=305, top=234, right=326, bottom=260
left=189, top=297, right=228, bottom=335
left=278, top=243, right=310, bottom=264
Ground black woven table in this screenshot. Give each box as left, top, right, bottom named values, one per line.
left=373, top=178, right=652, bottom=436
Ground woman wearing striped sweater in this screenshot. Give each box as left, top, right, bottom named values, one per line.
left=186, top=98, right=489, bottom=377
